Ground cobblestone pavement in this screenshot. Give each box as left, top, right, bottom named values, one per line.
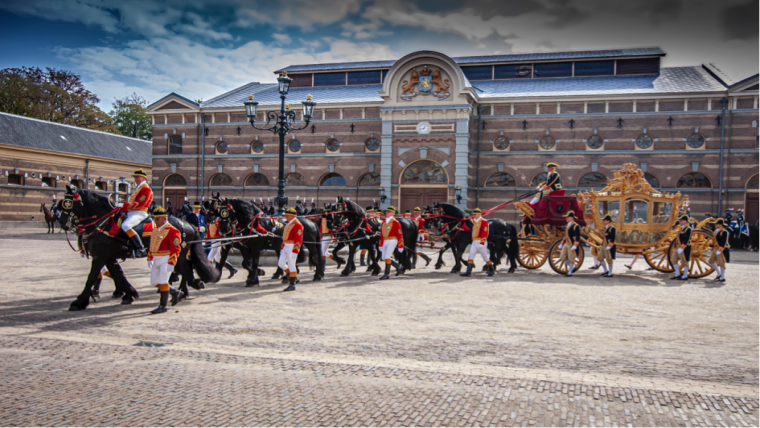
left=0, top=230, right=758, bottom=426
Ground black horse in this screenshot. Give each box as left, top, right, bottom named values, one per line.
left=325, top=198, right=382, bottom=277
left=58, top=186, right=222, bottom=311
left=424, top=203, right=519, bottom=273
left=213, top=198, right=324, bottom=286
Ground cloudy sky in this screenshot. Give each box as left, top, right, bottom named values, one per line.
left=1, top=0, right=757, bottom=110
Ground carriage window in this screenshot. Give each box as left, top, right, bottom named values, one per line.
left=358, top=172, right=381, bottom=186
left=624, top=199, right=649, bottom=223
left=7, top=174, right=23, bottom=185
left=285, top=173, right=306, bottom=186
left=485, top=172, right=516, bottom=187
left=652, top=201, right=672, bottom=224
left=209, top=173, right=233, bottom=187
left=245, top=173, right=269, bottom=187
left=401, top=160, right=448, bottom=184
left=597, top=200, right=620, bottom=222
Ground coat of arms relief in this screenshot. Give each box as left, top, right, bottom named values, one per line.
left=400, top=65, right=450, bottom=101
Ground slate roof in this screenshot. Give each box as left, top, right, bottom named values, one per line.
left=201, top=84, right=384, bottom=108
left=0, top=112, right=152, bottom=165
left=277, top=48, right=665, bottom=73
left=199, top=66, right=726, bottom=107
left=474, top=67, right=727, bottom=98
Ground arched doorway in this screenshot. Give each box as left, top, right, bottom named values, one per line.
left=163, top=173, right=187, bottom=213
left=398, top=160, right=448, bottom=213
left=746, top=174, right=759, bottom=225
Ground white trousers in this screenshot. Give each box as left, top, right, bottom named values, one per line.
left=321, top=237, right=331, bottom=257
left=468, top=241, right=490, bottom=263
left=150, top=255, right=172, bottom=285
left=278, top=243, right=297, bottom=272
left=122, top=210, right=148, bottom=232
left=207, top=242, right=222, bottom=263
left=381, top=239, right=399, bottom=261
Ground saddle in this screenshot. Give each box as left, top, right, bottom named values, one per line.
left=108, top=214, right=155, bottom=240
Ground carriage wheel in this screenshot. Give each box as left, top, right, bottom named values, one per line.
left=518, top=238, right=549, bottom=269
left=548, top=239, right=585, bottom=275
left=666, top=230, right=715, bottom=279
left=644, top=243, right=674, bottom=273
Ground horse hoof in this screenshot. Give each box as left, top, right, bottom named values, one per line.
left=68, top=304, right=85, bottom=311
left=120, top=299, right=133, bottom=305
left=313, top=277, right=322, bottom=282
left=244, top=283, right=258, bottom=287
left=340, top=273, right=349, bottom=277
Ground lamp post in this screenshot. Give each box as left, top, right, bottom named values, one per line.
left=244, top=72, right=316, bottom=215
left=378, top=186, right=387, bottom=205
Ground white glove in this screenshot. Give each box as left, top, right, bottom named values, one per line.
left=536, top=186, right=543, bottom=191
left=677, top=248, right=684, bottom=254
left=200, top=226, right=206, bottom=233
left=398, top=246, right=404, bottom=253
left=605, top=246, right=610, bottom=251
left=559, top=244, right=563, bottom=250
left=571, top=246, right=577, bottom=251
left=716, top=250, right=721, bottom=255
left=147, top=260, right=154, bottom=268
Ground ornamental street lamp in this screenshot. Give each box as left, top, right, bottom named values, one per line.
left=244, top=72, right=316, bottom=215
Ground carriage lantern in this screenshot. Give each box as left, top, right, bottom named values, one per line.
left=379, top=186, right=387, bottom=204
left=455, top=185, right=462, bottom=204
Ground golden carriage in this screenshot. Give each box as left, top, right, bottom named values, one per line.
left=514, top=163, right=717, bottom=278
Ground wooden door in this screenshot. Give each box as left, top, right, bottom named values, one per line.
left=746, top=192, right=759, bottom=225
left=399, top=187, right=448, bottom=214
left=164, top=189, right=187, bottom=215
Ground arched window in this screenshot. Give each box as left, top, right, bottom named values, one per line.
left=358, top=172, right=381, bottom=186
left=164, top=174, right=187, bottom=187
left=578, top=173, right=608, bottom=189
left=747, top=174, right=759, bottom=189
left=209, top=173, right=233, bottom=187
left=643, top=173, right=660, bottom=188
left=401, top=160, right=448, bottom=184
left=245, top=173, right=269, bottom=187
left=677, top=173, right=712, bottom=188
left=530, top=173, right=547, bottom=187
left=320, top=173, right=346, bottom=187
left=285, top=173, right=305, bottom=186
left=485, top=172, right=516, bottom=187
left=168, top=135, right=183, bottom=154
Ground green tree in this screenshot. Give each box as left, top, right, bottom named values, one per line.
left=109, top=93, right=153, bottom=140
left=0, top=66, right=119, bottom=134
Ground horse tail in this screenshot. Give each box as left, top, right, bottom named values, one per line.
left=189, top=242, right=221, bottom=283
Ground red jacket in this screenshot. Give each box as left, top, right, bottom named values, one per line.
left=121, top=183, right=153, bottom=212
left=207, top=220, right=220, bottom=239
left=282, top=219, right=304, bottom=253
left=471, top=218, right=489, bottom=243
left=380, top=217, right=404, bottom=248
left=148, top=224, right=181, bottom=265
left=320, top=217, right=333, bottom=234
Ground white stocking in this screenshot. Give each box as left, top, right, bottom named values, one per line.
left=720, top=267, right=726, bottom=280
left=530, top=197, right=540, bottom=205
left=682, top=268, right=689, bottom=279
left=601, top=261, right=608, bottom=274
left=567, top=261, right=575, bottom=275
left=673, top=265, right=681, bottom=277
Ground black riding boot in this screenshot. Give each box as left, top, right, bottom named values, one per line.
left=418, top=252, right=431, bottom=267
left=283, top=275, right=297, bottom=292
left=130, top=234, right=147, bottom=258
left=360, top=252, right=367, bottom=266
left=170, top=287, right=186, bottom=306
left=486, top=263, right=495, bottom=277
left=151, top=291, right=168, bottom=314
left=391, top=260, right=405, bottom=276
left=460, top=263, right=473, bottom=277
left=224, top=261, right=238, bottom=279
left=379, top=263, right=391, bottom=280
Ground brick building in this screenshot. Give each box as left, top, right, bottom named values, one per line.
left=0, top=112, right=152, bottom=224
left=147, top=48, right=759, bottom=223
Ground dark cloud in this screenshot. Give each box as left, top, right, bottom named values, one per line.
left=720, top=0, right=759, bottom=40
left=412, top=0, right=543, bottom=19
left=646, top=0, right=682, bottom=24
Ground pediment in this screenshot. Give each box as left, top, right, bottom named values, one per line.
left=147, top=93, right=199, bottom=113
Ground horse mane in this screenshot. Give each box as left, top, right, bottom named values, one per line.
left=229, top=198, right=257, bottom=219
left=341, top=199, right=366, bottom=218
left=435, top=202, right=465, bottom=219
left=81, top=190, right=113, bottom=214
